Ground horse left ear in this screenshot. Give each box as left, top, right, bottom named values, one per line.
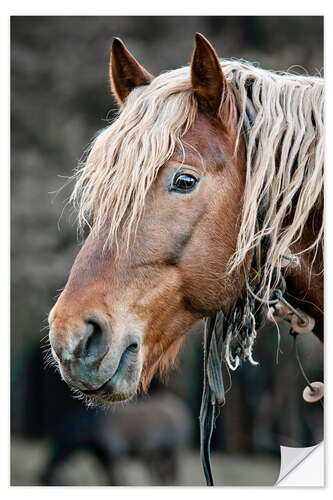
left=191, top=33, right=228, bottom=117
left=110, top=37, right=154, bottom=106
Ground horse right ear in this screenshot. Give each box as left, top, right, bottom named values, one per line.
left=110, top=38, right=154, bottom=106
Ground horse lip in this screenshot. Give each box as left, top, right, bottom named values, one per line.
left=80, top=377, right=112, bottom=396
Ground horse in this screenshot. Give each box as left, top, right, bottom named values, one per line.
left=48, top=33, right=323, bottom=484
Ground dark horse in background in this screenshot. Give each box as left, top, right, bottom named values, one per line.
left=40, top=384, right=193, bottom=485
left=47, top=33, right=323, bottom=481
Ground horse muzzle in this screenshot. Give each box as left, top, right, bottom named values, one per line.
left=49, top=313, right=142, bottom=402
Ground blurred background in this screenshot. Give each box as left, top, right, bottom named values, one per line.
left=11, top=16, right=323, bottom=486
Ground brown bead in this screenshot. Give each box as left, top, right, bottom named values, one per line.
left=267, top=301, right=290, bottom=322
left=303, top=381, right=324, bottom=403
left=291, top=310, right=316, bottom=334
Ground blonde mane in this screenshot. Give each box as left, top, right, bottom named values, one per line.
left=223, top=61, right=324, bottom=298
left=71, top=59, right=324, bottom=298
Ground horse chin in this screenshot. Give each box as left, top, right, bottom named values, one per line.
left=78, top=386, right=137, bottom=405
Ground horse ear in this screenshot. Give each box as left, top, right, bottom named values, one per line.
left=191, top=33, right=228, bottom=116
left=110, top=38, right=154, bottom=105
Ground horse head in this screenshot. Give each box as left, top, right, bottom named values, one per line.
left=48, top=34, right=249, bottom=403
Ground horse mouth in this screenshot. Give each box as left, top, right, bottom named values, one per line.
left=78, top=343, right=141, bottom=403
left=79, top=379, right=135, bottom=403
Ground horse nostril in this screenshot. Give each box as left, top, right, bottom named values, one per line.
left=126, top=340, right=140, bottom=353
left=82, top=320, right=108, bottom=363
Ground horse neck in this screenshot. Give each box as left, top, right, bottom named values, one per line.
left=284, top=206, right=323, bottom=341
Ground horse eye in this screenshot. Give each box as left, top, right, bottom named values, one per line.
left=172, top=173, right=198, bottom=192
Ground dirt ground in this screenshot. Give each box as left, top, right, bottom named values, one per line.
left=11, top=436, right=280, bottom=487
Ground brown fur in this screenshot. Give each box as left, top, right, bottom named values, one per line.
left=286, top=207, right=323, bottom=341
